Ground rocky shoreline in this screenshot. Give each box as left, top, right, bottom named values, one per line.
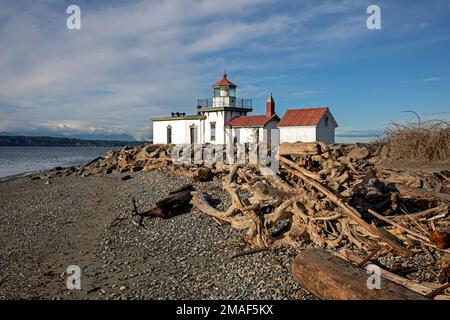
left=0, top=169, right=314, bottom=299
left=1, top=142, right=449, bottom=299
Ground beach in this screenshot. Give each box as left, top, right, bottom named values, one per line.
left=0, top=170, right=313, bottom=300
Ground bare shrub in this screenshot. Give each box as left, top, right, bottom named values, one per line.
left=382, top=120, right=450, bottom=161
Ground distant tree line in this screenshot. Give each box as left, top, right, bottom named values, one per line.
left=0, top=135, right=145, bottom=147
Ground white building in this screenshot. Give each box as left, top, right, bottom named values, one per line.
left=224, top=93, right=279, bottom=145
left=152, top=73, right=279, bottom=146
left=278, top=107, right=338, bottom=144
left=152, top=73, right=338, bottom=145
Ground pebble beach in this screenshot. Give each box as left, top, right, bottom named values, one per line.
left=0, top=170, right=314, bottom=300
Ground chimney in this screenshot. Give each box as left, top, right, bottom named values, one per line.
left=266, top=93, right=275, bottom=117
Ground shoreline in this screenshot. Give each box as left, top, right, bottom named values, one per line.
left=0, top=146, right=115, bottom=182
left=0, top=170, right=311, bottom=299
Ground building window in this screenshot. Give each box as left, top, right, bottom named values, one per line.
left=213, top=88, right=220, bottom=97
left=325, top=116, right=329, bottom=127
left=190, top=125, right=197, bottom=144
left=167, top=125, right=172, bottom=144
left=210, top=122, right=216, bottom=141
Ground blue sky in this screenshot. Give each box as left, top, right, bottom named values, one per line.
left=0, top=0, right=449, bottom=141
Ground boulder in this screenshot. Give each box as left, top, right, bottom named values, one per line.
left=347, top=146, right=370, bottom=160
left=193, top=168, right=213, bottom=182
left=131, top=165, right=143, bottom=172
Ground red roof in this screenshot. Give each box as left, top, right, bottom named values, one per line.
left=278, top=107, right=329, bottom=127
left=212, top=73, right=237, bottom=88
left=225, top=114, right=278, bottom=127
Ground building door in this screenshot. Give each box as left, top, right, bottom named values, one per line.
left=190, top=126, right=197, bottom=144
left=167, top=126, right=172, bottom=144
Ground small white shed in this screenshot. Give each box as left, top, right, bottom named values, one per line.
left=278, top=107, right=338, bottom=144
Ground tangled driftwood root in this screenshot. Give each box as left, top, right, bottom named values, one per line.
left=190, top=160, right=409, bottom=254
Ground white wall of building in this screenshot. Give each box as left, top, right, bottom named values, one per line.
left=224, top=120, right=280, bottom=145
left=279, top=126, right=316, bottom=143
left=152, top=119, right=202, bottom=144
left=315, top=114, right=336, bottom=144
left=203, top=111, right=224, bottom=144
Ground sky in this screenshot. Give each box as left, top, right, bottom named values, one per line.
left=0, top=0, right=449, bottom=141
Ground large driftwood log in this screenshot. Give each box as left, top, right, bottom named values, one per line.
left=279, top=142, right=321, bottom=156
left=337, top=248, right=450, bottom=300
left=137, top=184, right=194, bottom=218
left=292, top=249, right=429, bottom=300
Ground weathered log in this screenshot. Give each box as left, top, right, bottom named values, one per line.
left=389, top=205, right=448, bottom=221
left=138, top=184, right=194, bottom=218
left=292, top=249, right=429, bottom=300
left=368, top=209, right=430, bottom=242
left=337, top=248, right=450, bottom=300
left=392, top=183, right=450, bottom=202
left=279, top=142, right=321, bottom=156
left=279, top=156, right=322, bottom=181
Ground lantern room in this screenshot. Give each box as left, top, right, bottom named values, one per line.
left=212, top=73, right=236, bottom=97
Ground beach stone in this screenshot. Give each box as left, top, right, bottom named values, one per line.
left=347, top=146, right=369, bottom=160
left=121, top=175, right=131, bottom=181
left=193, top=168, right=213, bottom=182
left=131, top=165, right=143, bottom=172
left=106, top=165, right=116, bottom=174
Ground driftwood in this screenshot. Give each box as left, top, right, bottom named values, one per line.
left=280, top=156, right=410, bottom=256
left=106, top=142, right=450, bottom=293
left=279, top=142, right=321, bottom=156
left=338, top=248, right=450, bottom=300
left=136, top=184, right=194, bottom=219
left=292, top=249, right=429, bottom=300
left=393, top=184, right=450, bottom=202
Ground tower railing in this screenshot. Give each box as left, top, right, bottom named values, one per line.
left=197, top=98, right=252, bottom=109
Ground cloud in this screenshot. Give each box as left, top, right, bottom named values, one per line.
left=420, top=77, right=447, bottom=82
left=1, top=0, right=446, bottom=139
left=335, top=128, right=385, bottom=143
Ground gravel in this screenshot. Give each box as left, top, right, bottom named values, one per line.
left=0, top=170, right=315, bottom=300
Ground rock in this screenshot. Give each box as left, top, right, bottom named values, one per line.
left=193, top=168, right=213, bottom=182
left=337, top=156, right=349, bottom=164
left=106, top=165, right=116, bottom=174
left=121, top=175, right=131, bottom=181
left=159, top=150, right=168, bottom=159
left=118, top=158, right=128, bottom=168
left=131, top=165, right=143, bottom=172
left=331, top=145, right=345, bottom=158
left=347, top=146, right=369, bottom=160
left=429, top=230, right=450, bottom=249
left=148, top=148, right=161, bottom=158
left=311, top=155, right=324, bottom=163
left=134, top=149, right=148, bottom=161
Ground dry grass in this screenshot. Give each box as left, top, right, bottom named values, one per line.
left=381, top=120, right=450, bottom=161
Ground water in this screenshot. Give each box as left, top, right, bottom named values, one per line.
left=0, top=147, right=112, bottom=179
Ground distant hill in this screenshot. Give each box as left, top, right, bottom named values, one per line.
left=0, top=135, right=146, bottom=147
left=0, top=131, right=138, bottom=141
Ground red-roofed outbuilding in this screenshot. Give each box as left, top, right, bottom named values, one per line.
left=278, top=107, right=338, bottom=144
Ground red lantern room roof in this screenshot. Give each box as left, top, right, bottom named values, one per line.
left=212, top=73, right=237, bottom=88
